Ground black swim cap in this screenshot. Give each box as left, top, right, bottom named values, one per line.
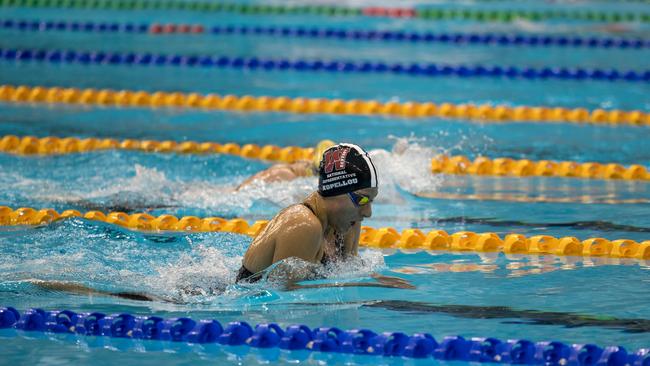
left=318, top=143, right=378, bottom=197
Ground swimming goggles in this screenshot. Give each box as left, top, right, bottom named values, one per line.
left=348, top=192, right=371, bottom=207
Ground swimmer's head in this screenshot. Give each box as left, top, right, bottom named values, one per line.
left=312, top=139, right=336, bottom=169
left=317, top=143, right=378, bottom=231
left=318, top=143, right=378, bottom=197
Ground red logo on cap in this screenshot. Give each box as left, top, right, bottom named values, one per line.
left=323, top=147, right=349, bottom=174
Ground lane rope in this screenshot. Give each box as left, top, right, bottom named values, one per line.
left=1, top=206, right=648, bottom=260
left=2, top=135, right=648, bottom=182
left=416, top=191, right=650, bottom=205
left=1, top=0, right=649, bottom=23
left=3, top=47, right=649, bottom=84
left=0, top=135, right=315, bottom=163
left=2, top=19, right=649, bottom=50
left=1, top=306, right=647, bottom=364
left=431, top=155, right=649, bottom=181
left=1, top=85, right=648, bottom=126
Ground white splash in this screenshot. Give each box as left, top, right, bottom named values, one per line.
left=6, top=138, right=457, bottom=212
left=369, top=136, right=445, bottom=203
left=320, top=249, right=387, bottom=280
left=175, top=176, right=315, bottom=211
left=31, top=164, right=177, bottom=208
left=149, top=245, right=243, bottom=302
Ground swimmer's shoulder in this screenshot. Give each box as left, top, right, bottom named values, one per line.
left=266, top=204, right=322, bottom=249
left=256, top=203, right=321, bottom=243
left=277, top=203, right=322, bottom=231
left=273, top=204, right=323, bottom=259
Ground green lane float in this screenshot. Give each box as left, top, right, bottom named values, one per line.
left=1, top=0, right=649, bottom=24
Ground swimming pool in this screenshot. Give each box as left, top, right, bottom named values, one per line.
left=1, top=0, right=649, bottom=364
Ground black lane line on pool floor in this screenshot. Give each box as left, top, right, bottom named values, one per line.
left=292, top=300, right=650, bottom=333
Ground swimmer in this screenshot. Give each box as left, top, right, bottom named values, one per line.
left=235, top=139, right=335, bottom=190
left=29, top=143, right=412, bottom=303
left=237, top=143, right=413, bottom=289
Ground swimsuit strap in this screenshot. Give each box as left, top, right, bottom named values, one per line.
left=302, top=201, right=317, bottom=216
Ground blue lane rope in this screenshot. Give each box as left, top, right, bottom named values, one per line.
left=1, top=48, right=649, bottom=83
left=1, top=307, right=649, bottom=365
left=2, top=19, right=650, bottom=50
left=1, top=19, right=149, bottom=33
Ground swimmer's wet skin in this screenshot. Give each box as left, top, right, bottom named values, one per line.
left=28, top=280, right=162, bottom=302
left=237, top=142, right=389, bottom=285
left=234, top=139, right=335, bottom=190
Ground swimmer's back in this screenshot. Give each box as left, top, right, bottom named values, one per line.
left=242, top=202, right=324, bottom=273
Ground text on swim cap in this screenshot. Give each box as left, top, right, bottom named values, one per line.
left=322, top=172, right=357, bottom=183
left=323, top=147, right=350, bottom=174
left=321, top=178, right=359, bottom=191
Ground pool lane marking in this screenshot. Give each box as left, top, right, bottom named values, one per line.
left=2, top=47, right=649, bottom=84
left=3, top=19, right=649, bottom=50
left=2, top=135, right=649, bottom=182
left=1, top=206, right=649, bottom=260
left=1, top=85, right=648, bottom=126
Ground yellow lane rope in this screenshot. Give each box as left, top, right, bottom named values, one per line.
left=0, top=135, right=313, bottom=163
left=2, top=206, right=648, bottom=260
left=415, top=191, right=650, bottom=205
left=1, top=85, right=649, bottom=125
left=431, top=155, right=649, bottom=181
left=2, top=134, right=648, bottom=181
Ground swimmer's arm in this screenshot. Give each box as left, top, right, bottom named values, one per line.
left=270, top=219, right=323, bottom=281
left=236, top=164, right=298, bottom=190
left=27, top=280, right=180, bottom=303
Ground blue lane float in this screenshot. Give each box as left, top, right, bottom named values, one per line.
left=1, top=47, right=649, bottom=83
left=1, top=19, right=649, bottom=50
left=1, top=307, right=649, bottom=365
left=0, top=19, right=149, bottom=33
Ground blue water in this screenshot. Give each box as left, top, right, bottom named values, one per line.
left=1, top=0, right=650, bottom=364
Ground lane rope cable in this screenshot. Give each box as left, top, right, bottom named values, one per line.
left=2, top=19, right=649, bottom=50
left=1, top=85, right=648, bottom=126
left=0, top=0, right=649, bottom=23
left=430, top=154, right=649, bottom=181
left=1, top=135, right=648, bottom=181
left=2, top=47, right=649, bottom=84
left=0, top=306, right=648, bottom=365
left=1, top=206, right=648, bottom=260
left=0, top=135, right=314, bottom=163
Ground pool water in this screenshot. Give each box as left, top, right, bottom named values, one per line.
left=1, top=0, right=649, bottom=364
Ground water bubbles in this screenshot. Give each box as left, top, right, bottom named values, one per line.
left=374, top=136, right=444, bottom=196
left=150, top=245, right=242, bottom=303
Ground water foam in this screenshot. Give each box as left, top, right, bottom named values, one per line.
left=24, top=164, right=178, bottom=211
left=148, top=244, right=244, bottom=303
left=370, top=136, right=445, bottom=203
left=175, top=176, right=315, bottom=211
left=3, top=138, right=451, bottom=213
